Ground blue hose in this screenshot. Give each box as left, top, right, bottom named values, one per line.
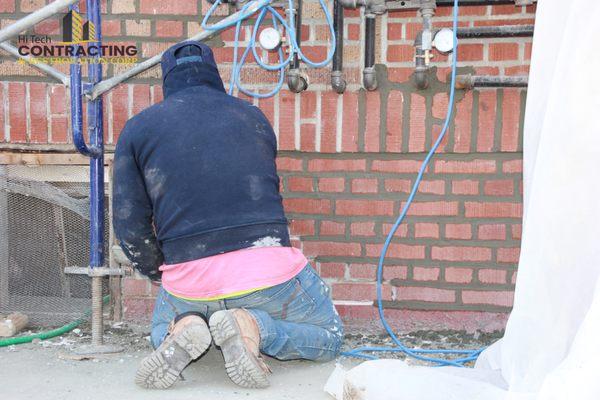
left=202, top=0, right=336, bottom=97
left=341, top=0, right=487, bottom=366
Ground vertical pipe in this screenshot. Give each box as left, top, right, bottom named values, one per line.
left=287, top=0, right=308, bottom=93
left=363, top=13, right=377, bottom=90
left=331, top=0, right=346, bottom=93
left=87, top=0, right=104, bottom=346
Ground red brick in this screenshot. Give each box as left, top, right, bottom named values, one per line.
left=321, top=92, right=338, bottom=152
left=351, top=178, right=378, bottom=194
left=366, top=243, right=425, bottom=259
left=320, top=221, right=346, bottom=236
left=126, top=19, right=151, bottom=36
left=50, top=116, right=68, bottom=143
left=8, top=82, right=26, bottom=142
left=396, top=286, right=455, bottom=303
left=278, top=91, right=295, bottom=150
left=318, top=177, right=345, bottom=193
left=387, top=44, right=414, bottom=63
left=501, top=89, right=521, bottom=151
left=386, top=91, right=403, bottom=152
left=350, top=222, right=375, bottom=237
left=102, top=19, right=121, bottom=36
left=372, top=159, right=423, bottom=173
left=364, top=91, right=380, bottom=152
left=452, top=179, right=479, bottom=195
left=156, top=20, right=183, bottom=37
left=123, top=298, right=154, bottom=321
left=415, top=223, right=439, bottom=239
left=419, top=180, right=445, bottom=195
left=348, top=264, right=375, bottom=280
left=300, top=91, right=316, bottom=119
left=387, top=23, right=402, bottom=40
left=489, top=43, right=519, bottom=61
left=445, top=224, right=472, bottom=240
left=445, top=268, right=473, bottom=284
left=525, top=42, right=533, bottom=60
left=497, top=247, right=521, bottom=264
left=384, top=179, right=411, bottom=193
left=491, top=4, right=520, bottom=15
left=457, top=44, right=484, bottom=61
left=287, top=177, right=313, bottom=192
left=511, top=224, right=522, bottom=240
left=462, top=290, right=513, bottom=308
left=454, top=92, right=473, bottom=153
left=132, top=84, right=150, bottom=116
left=0, top=0, right=15, bottom=12
left=29, top=83, right=47, bottom=143
left=478, top=224, right=506, bottom=240
left=465, top=202, right=523, bottom=218
left=283, top=198, right=331, bottom=214
left=409, top=94, right=426, bottom=152
left=435, top=159, right=496, bottom=174
left=432, top=246, right=492, bottom=262
left=402, top=201, right=459, bottom=217
left=308, top=159, right=366, bottom=171
left=303, top=241, right=362, bottom=257
left=385, top=265, right=409, bottom=280
left=49, top=85, right=66, bottom=115
left=276, top=157, right=303, bottom=171
left=388, top=68, right=414, bottom=83
left=342, top=92, right=359, bottom=151
left=0, top=84, right=4, bottom=139
left=113, top=0, right=135, bottom=13
left=432, top=93, right=449, bottom=120
left=332, top=282, right=391, bottom=301
left=34, top=18, right=60, bottom=35
left=258, top=96, right=275, bottom=126
left=484, top=180, right=514, bottom=196
left=413, top=267, right=440, bottom=281
left=336, top=200, right=394, bottom=216
left=478, top=269, right=507, bottom=284
left=111, top=84, right=129, bottom=142
left=347, top=23, right=360, bottom=40
left=319, top=262, right=345, bottom=279
left=477, top=91, right=497, bottom=152
left=140, top=0, right=197, bottom=14
left=382, top=224, right=408, bottom=238
left=289, top=219, right=315, bottom=236
left=502, top=159, right=523, bottom=173
left=300, top=123, right=316, bottom=151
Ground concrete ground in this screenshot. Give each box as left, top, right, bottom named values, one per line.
left=0, top=323, right=496, bottom=400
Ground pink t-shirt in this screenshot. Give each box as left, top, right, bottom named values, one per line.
left=159, top=246, right=308, bottom=300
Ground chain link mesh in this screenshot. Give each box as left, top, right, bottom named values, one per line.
left=0, top=165, right=109, bottom=327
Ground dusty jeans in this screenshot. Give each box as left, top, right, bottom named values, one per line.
left=150, top=264, right=344, bottom=361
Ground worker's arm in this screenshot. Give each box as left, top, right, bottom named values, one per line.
left=112, top=123, right=164, bottom=281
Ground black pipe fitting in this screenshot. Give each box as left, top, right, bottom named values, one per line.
left=413, top=31, right=429, bottom=90
left=287, top=0, right=308, bottom=93
left=331, top=0, right=346, bottom=93
left=363, top=14, right=377, bottom=90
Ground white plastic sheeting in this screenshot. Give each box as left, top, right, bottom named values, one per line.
left=325, top=1, right=600, bottom=398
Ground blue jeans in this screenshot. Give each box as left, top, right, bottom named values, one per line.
left=151, top=264, right=344, bottom=362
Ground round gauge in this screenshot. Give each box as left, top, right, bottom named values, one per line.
left=259, top=27, right=282, bottom=51
left=433, top=28, right=456, bottom=54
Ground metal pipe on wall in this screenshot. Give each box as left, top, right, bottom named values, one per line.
left=287, top=0, right=308, bottom=93
left=457, top=25, right=534, bottom=38
left=331, top=0, right=346, bottom=93
left=456, top=74, right=529, bottom=89
left=363, top=13, right=377, bottom=90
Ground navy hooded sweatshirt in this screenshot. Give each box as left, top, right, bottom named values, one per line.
left=113, top=42, right=290, bottom=281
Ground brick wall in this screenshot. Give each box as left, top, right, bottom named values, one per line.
left=0, top=1, right=534, bottom=333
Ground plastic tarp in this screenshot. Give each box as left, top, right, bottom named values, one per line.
left=325, top=1, right=600, bottom=398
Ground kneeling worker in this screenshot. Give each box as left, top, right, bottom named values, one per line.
left=113, top=41, right=343, bottom=389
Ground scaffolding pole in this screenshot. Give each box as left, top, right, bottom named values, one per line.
left=0, top=0, right=79, bottom=44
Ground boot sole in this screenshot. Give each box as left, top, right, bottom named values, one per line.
left=209, top=310, right=270, bottom=389
left=135, top=322, right=211, bottom=389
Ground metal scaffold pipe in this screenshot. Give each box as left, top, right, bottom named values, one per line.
left=0, top=0, right=80, bottom=44
left=0, top=42, right=69, bottom=86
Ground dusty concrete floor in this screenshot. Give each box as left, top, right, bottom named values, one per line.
left=0, top=323, right=498, bottom=400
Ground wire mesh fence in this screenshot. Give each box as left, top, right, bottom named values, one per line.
left=0, top=165, right=109, bottom=327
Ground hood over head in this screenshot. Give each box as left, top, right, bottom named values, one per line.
left=160, top=41, right=225, bottom=98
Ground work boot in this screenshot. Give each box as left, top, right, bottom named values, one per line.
left=209, top=309, right=271, bottom=388
left=135, top=314, right=212, bottom=389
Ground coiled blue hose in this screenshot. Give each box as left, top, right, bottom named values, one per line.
left=341, top=0, right=487, bottom=366
left=202, top=0, right=336, bottom=97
